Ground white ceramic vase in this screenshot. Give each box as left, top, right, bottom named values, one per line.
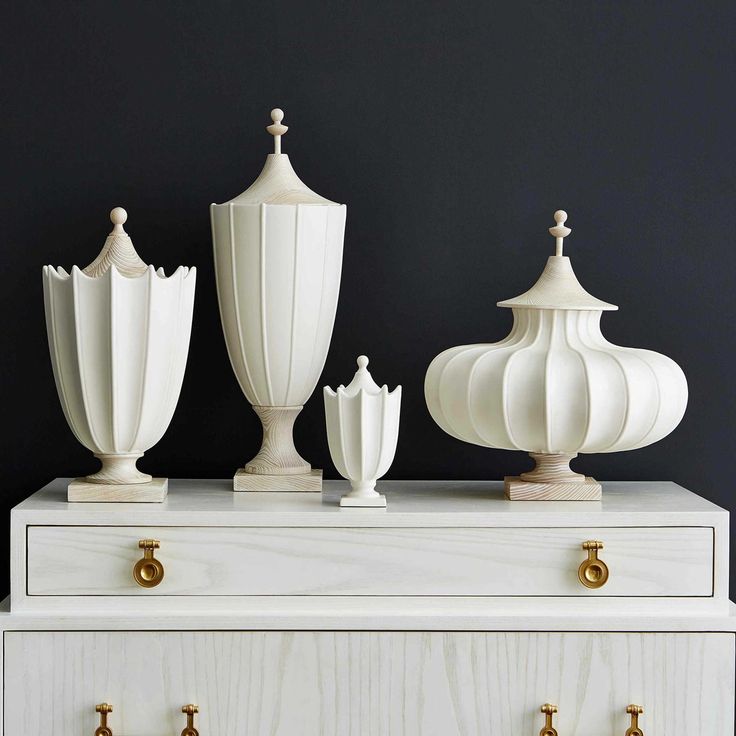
left=425, top=211, right=688, bottom=500
left=43, top=208, right=196, bottom=500
left=324, top=356, right=401, bottom=507
left=211, top=109, right=346, bottom=491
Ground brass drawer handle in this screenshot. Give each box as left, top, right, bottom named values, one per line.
left=578, top=540, right=609, bottom=589
left=539, top=703, right=558, bottom=736
left=625, top=704, right=644, bottom=736
left=133, top=539, right=164, bottom=588
left=181, top=704, right=200, bottom=736
left=94, top=703, right=113, bottom=736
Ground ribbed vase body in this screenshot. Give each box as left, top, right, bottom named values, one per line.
left=43, top=265, right=196, bottom=457
left=425, top=308, right=688, bottom=454
left=211, top=202, right=346, bottom=408
left=324, top=386, right=401, bottom=488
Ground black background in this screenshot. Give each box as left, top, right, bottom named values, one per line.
left=1, top=1, right=734, bottom=599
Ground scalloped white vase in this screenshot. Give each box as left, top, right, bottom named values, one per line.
left=324, top=356, right=401, bottom=508
left=43, top=208, right=196, bottom=501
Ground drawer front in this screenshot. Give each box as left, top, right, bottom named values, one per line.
left=4, top=630, right=733, bottom=736
left=26, top=524, right=713, bottom=597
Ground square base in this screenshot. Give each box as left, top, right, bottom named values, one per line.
left=234, top=469, right=322, bottom=492
left=68, top=477, right=168, bottom=503
left=504, top=476, right=602, bottom=501
left=340, top=493, right=387, bottom=508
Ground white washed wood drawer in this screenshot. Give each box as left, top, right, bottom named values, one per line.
left=3, top=630, right=733, bottom=736
left=25, top=524, right=713, bottom=598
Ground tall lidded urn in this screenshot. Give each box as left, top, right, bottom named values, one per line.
left=211, top=109, right=346, bottom=491
left=43, top=208, right=196, bottom=502
left=425, top=210, right=688, bottom=501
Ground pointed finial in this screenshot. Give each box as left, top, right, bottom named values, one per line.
left=110, top=207, right=128, bottom=234
left=357, top=355, right=369, bottom=371
left=266, top=108, right=288, bottom=154
left=549, top=209, right=571, bottom=256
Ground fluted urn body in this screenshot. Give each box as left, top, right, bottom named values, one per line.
left=211, top=109, right=346, bottom=490
left=43, top=208, right=196, bottom=498
left=424, top=211, right=688, bottom=500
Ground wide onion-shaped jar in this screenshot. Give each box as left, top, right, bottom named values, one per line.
left=43, top=208, right=196, bottom=502
left=425, top=210, right=688, bottom=500
left=211, top=109, right=346, bottom=491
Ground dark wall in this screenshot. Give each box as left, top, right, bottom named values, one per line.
left=2, top=1, right=734, bottom=596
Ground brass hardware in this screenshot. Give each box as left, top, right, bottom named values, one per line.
left=94, top=703, right=113, bottom=736
left=578, top=540, right=609, bottom=589
left=539, top=703, right=558, bottom=736
left=181, top=704, right=199, bottom=736
left=133, top=539, right=164, bottom=588
left=625, top=704, right=644, bottom=736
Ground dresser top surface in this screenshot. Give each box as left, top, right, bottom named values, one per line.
left=12, top=478, right=725, bottom=526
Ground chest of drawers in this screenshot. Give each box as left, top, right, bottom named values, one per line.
left=3, top=478, right=734, bottom=735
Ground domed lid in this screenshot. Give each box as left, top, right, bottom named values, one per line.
left=217, top=108, right=340, bottom=206
left=497, top=210, right=617, bottom=311
left=82, top=207, right=148, bottom=277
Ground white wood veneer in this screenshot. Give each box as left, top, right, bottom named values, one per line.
left=26, top=524, right=713, bottom=597
left=4, top=630, right=733, bottom=736
left=12, top=479, right=729, bottom=614
left=3, top=480, right=735, bottom=736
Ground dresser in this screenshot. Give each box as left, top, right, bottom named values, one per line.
left=3, top=479, right=734, bottom=734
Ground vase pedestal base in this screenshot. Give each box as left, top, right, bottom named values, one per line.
left=68, top=477, right=168, bottom=503
left=233, top=469, right=322, bottom=492
left=340, top=493, right=387, bottom=508
left=504, top=476, right=602, bottom=501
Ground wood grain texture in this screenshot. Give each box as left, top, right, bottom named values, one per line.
left=67, top=477, right=167, bottom=502
left=234, top=468, right=322, bottom=491
left=505, top=475, right=602, bottom=500
left=11, top=479, right=730, bottom=612
left=4, top=631, right=733, bottom=736
left=245, top=406, right=311, bottom=475
left=26, top=524, right=713, bottom=597
left=13, top=479, right=727, bottom=523
left=2, top=596, right=736, bottom=631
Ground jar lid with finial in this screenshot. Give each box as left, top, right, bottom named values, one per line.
left=497, top=210, right=617, bottom=311
left=215, top=108, right=342, bottom=206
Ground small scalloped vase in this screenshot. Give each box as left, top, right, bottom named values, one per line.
left=42, top=208, right=196, bottom=501
left=324, top=356, right=401, bottom=507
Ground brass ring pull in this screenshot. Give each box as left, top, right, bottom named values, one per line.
left=539, top=703, right=558, bottom=736
left=94, top=703, right=113, bottom=736
left=578, top=540, right=609, bottom=589
left=625, top=704, right=644, bottom=736
left=181, top=704, right=199, bottom=736
left=133, top=539, right=164, bottom=588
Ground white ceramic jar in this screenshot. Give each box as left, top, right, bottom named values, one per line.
left=424, top=211, right=688, bottom=500
left=324, top=356, right=401, bottom=507
left=43, top=208, right=196, bottom=501
left=211, top=109, right=346, bottom=491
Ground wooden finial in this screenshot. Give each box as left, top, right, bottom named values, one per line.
left=110, top=207, right=128, bottom=234
left=549, top=209, right=571, bottom=256
left=266, top=108, right=288, bottom=154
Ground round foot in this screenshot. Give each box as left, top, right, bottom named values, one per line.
left=519, top=452, right=586, bottom=483
left=245, top=406, right=311, bottom=475
left=87, top=453, right=152, bottom=485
